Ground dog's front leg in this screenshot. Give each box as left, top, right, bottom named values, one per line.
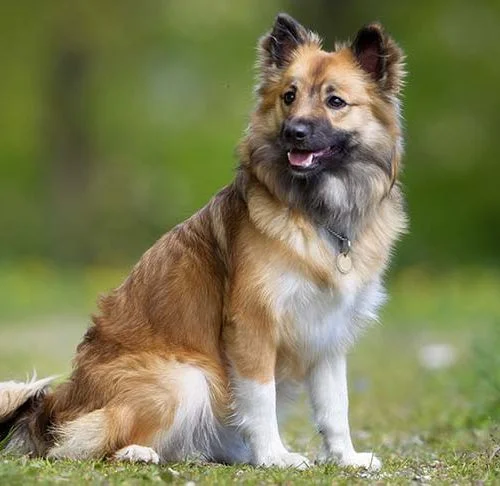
left=226, top=321, right=309, bottom=469
left=306, top=354, right=381, bottom=470
left=232, top=374, right=309, bottom=469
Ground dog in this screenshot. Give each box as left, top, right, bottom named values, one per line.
left=0, top=14, right=406, bottom=470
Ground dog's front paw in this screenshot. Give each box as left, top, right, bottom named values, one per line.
left=256, top=451, right=310, bottom=469
left=340, top=452, right=381, bottom=470
left=319, top=451, right=381, bottom=470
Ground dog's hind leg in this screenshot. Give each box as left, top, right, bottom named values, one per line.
left=47, top=407, right=130, bottom=460
left=47, top=404, right=170, bottom=462
left=47, top=396, right=173, bottom=461
left=47, top=359, right=227, bottom=463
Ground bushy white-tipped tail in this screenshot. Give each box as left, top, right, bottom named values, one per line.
left=0, top=375, right=55, bottom=422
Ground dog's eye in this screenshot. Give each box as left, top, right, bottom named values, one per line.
left=327, top=95, right=347, bottom=109
left=283, top=91, right=296, bottom=106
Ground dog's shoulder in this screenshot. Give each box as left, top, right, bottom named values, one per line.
left=243, top=182, right=336, bottom=285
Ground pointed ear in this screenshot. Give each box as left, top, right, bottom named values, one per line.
left=351, top=23, right=405, bottom=94
left=259, top=13, right=315, bottom=70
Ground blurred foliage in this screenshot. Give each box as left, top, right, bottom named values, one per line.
left=0, top=1, right=499, bottom=268
left=465, top=324, right=500, bottom=424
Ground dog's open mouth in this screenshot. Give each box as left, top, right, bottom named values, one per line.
left=287, top=147, right=336, bottom=170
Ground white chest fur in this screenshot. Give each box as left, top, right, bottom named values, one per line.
left=272, top=267, right=386, bottom=367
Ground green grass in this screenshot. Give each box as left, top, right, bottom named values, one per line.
left=1, top=264, right=499, bottom=484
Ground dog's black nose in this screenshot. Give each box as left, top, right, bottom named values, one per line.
left=283, top=119, right=311, bottom=143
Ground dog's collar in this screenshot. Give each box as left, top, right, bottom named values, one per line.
left=326, top=227, right=353, bottom=274
left=326, top=227, right=351, bottom=256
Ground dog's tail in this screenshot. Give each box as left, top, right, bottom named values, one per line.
left=0, top=374, right=56, bottom=456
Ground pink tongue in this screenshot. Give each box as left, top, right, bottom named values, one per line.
left=287, top=151, right=314, bottom=167
left=288, top=149, right=327, bottom=167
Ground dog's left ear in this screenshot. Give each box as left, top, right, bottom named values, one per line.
left=351, top=23, right=405, bottom=95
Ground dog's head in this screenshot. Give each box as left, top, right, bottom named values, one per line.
left=240, top=14, right=405, bottom=233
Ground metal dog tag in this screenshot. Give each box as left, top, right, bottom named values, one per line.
left=336, top=253, right=352, bottom=274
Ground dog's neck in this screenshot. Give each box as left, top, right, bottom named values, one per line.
left=240, top=163, right=396, bottom=247
left=235, top=163, right=393, bottom=255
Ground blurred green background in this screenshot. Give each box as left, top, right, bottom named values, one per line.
left=1, top=0, right=499, bottom=270
left=0, top=2, right=499, bottom=473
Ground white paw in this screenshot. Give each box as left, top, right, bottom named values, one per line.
left=319, top=451, right=381, bottom=470
left=113, top=445, right=160, bottom=464
left=339, top=452, right=382, bottom=470
left=256, top=451, right=310, bottom=469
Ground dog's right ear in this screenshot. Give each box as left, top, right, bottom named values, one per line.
left=258, top=14, right=316, bottom=71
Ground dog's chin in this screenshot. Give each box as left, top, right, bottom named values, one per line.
left=288, top=162, right=323, bottom=178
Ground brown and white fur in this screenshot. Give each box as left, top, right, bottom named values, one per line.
left=0, top=14, right=406, bottom=470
